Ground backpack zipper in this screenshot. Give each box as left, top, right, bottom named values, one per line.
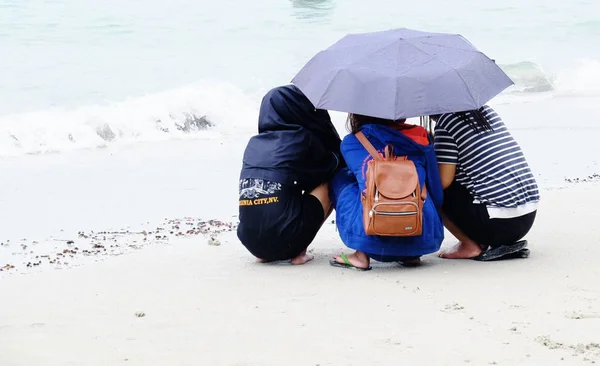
left=370, top=210, right=418, bottom=217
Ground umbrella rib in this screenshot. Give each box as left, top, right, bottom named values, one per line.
left=393, top=43, right=402, bottom=119
left=449, top=67, right=478, bottom=107
left=342, top=38, right=404, bottom=69
left=405, top=37, right=486, bottom=56
left=318, top=67, right=344, bottom=108
left=403, top=38, right=480, bottom=107
left=422, top=41, right=485, bottom=55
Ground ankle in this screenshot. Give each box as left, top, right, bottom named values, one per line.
left=461, top=240, right=481, bottom=249
left=463, top=242, right=483, bottom=256
left=354, top=251, right=369, bottom=262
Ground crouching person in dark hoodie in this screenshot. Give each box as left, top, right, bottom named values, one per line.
left=237, top=85, right=344, bottom=264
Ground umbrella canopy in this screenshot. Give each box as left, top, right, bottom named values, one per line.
left=292, top=28, right=513, bottom=120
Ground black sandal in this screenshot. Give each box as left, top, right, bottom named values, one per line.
left=472, top=240, right=529, bottom=261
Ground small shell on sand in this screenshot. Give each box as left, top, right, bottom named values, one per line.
left=1, top=217, right=236, bottom=274
left=134, top=311, right=146, bottom=318
left=208, top=237, right=221, bottom=246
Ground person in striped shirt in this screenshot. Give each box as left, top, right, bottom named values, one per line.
left=431, top=105, right=539, bottom=260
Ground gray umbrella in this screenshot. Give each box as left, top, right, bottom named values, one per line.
left=291, top=28, right=513, bottom=120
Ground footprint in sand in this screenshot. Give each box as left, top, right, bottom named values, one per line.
left=536, top=335, right=600, bottom=363
left=565, top=311, right=599, bottom=320
left=442, top=302, right=465, bottom=313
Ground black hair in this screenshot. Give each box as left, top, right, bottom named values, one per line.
left=346, top=113, right=406, bottom=134
left=430, top=107, right=492, bottom=133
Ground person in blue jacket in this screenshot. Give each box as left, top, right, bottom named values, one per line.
left=329, top=113, right=444, bottom=270
left=237, top=85, right=344, bottom=265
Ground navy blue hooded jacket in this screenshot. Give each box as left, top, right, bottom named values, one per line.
left=240, top=85, right=344, bottom=192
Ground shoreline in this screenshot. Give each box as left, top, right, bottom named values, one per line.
left=1, top=182, right=598, bottom=278
left=2, top=181, right=599, bottom=278
left=0, top=217, right=238, bottom=277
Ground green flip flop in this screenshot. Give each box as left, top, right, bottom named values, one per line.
left=329, top=253, right=372, bottom=271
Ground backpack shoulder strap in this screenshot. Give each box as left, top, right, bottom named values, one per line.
left=355, top=131, right=382, bottom=161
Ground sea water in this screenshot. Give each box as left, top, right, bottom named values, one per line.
left=1, top=0, right=599, bottom=242
left=1, top=0, right=600, bottom=155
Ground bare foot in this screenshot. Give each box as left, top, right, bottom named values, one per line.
left=438, top=241, right=482, bottom=259
left=290, top=250, right=314, bottom=265
left=255, top=251, right=313, bottom=264
left=333, top=251, right=370, bottom=269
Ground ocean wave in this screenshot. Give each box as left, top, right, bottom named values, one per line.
left=2, top=59, right=600, bottom=158
left=500, top=61, right=555, bottom=93
left=496, top=58, right=600, bottom=101
left=0, top=81, right=259, bottom=157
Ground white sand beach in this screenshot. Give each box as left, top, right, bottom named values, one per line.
left=1, top=182, right=599, bottom=366
left=1, top=97, right=600, bottom=366
left=3, top=1, right=600, bottom=364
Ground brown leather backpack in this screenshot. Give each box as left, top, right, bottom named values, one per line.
left=356, top=131, right=427, bottom=237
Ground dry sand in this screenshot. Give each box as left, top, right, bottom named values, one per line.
left=1, top=184, right=599, bottom=366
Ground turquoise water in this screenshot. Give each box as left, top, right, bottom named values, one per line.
left=1, top=0, right=600, bottom=155
left=1, top=0, right=600, bottom=245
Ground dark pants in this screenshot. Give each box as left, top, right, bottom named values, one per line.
left=237, top=179, right=325, bottom=261
left=442, top=182, right=536, bottom=249
left=365, top=253, right=420, bottom=263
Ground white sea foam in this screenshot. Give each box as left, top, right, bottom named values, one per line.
left=0, top=80, right=260, bottom=157
left=493, top=58, right=600, bottom=104
left=553, top=59, right=600, bottom=97
left=2, top=59, right=600, bottom=157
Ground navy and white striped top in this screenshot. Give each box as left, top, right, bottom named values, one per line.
left=434, top=105, right=540, bottom=218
